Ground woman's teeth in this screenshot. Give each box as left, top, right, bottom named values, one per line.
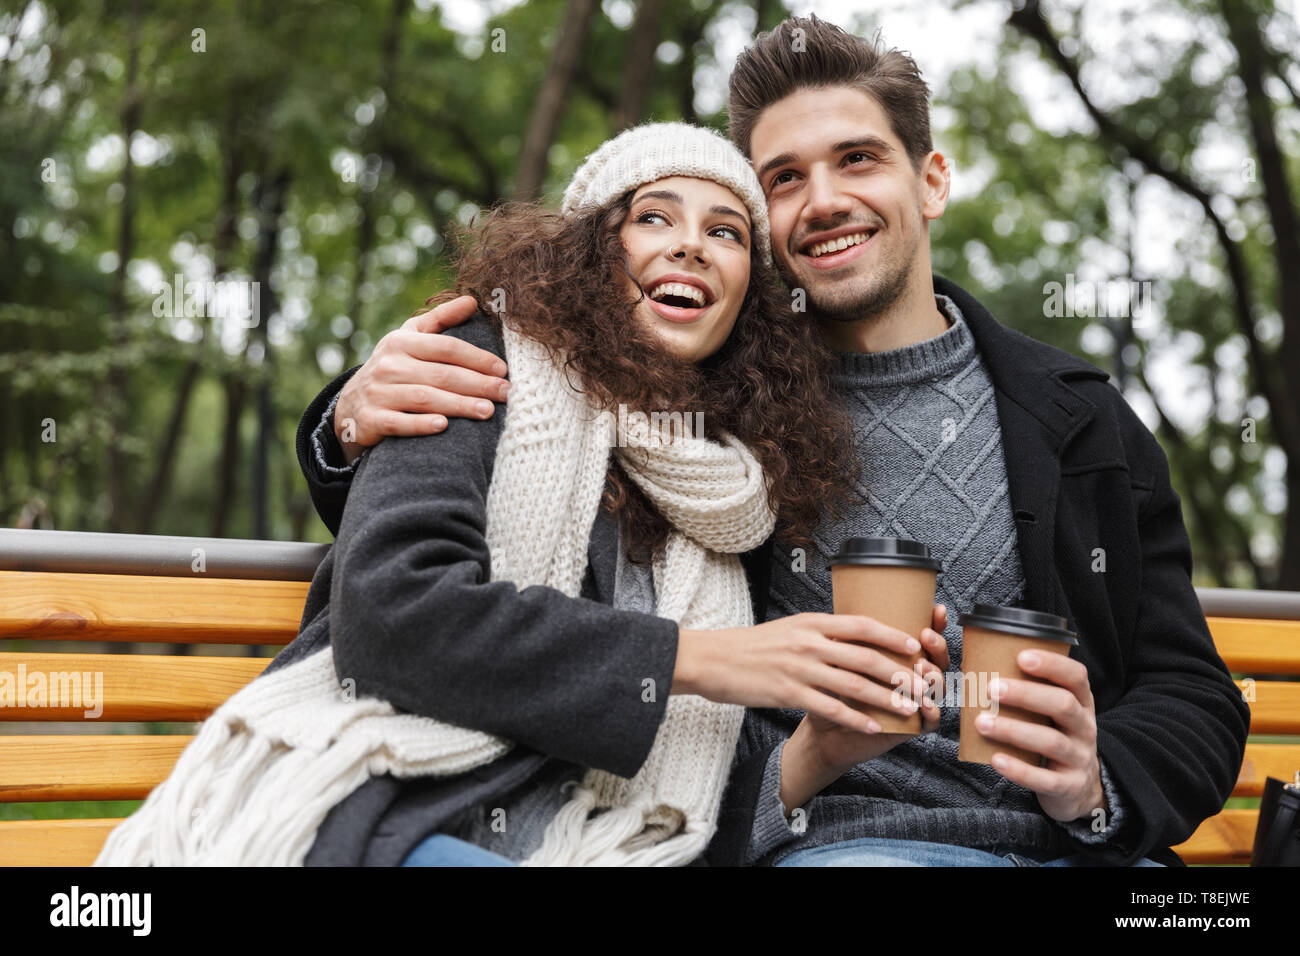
left=649, top=282, right=707, bottom=307
left=806, top=231, right=872, bottom=258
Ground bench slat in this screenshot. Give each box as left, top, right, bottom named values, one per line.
left=0, top=808, right=1263, bottom=867
left=0, top=735, right=192, bottom=801
left=1208, top=617, right=1300, bottom=674
left=1, top=733, right=1288, bottom=825
left=1171, top=809, right=1259, bottom=865
left=0, top=570, right=308, bottom=645
left=1234, top=679, right=1300, bottom=734
left=0, top=653, right=268, bottom=721
left=1233, top=743, right=1300, bottom=797
left=0, top=819, right=123, bottom=866
left=6, top=660, right=1282, bottom=729
left=4, top=733, right=1290, bottom=807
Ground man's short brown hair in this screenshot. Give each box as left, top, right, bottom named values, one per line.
left=727, top=15, right=933, bottom=171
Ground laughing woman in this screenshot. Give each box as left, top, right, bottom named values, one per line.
left=95, top=123, right=931, bottom=867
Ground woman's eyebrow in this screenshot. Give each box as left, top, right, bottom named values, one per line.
left=635, top=189, right=684, bottom=206
left=709, top=204, right=748, bottom=224
left=634, top=189, right=747, bottom=225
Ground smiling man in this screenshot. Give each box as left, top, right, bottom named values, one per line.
left=744, top=85, right=951, bottom=352
left=294, top=15, right=1248, bottom=867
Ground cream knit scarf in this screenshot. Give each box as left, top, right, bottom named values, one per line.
left=94, top=319, right=775, bottom=867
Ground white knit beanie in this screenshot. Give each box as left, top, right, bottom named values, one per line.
left=560, top=121, right=771, bottom=263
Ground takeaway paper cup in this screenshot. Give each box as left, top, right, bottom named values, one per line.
left=828, top=537, right=942, bottom=735
left=956, top=603, right=1079, bottom=766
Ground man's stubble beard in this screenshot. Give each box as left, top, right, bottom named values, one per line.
left=777, top=225, right=919, bottom=326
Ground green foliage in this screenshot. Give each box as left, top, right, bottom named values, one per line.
left=932, top=0, right=1295, bottom=587
left=0, top=0, right=1292, bottom=588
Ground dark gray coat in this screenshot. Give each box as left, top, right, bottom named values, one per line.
left=283, top=313, right=768, bottom=865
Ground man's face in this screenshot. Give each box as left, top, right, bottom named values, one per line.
left=749, top=85, right=948, bottom=323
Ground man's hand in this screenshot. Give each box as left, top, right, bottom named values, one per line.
left=779, top=605, right=949, bottom=814
left=920, top=601, right=950, bottom=671
left=333, top=295, right=512, bottom=465
left=974, top=649, right=1107, bottom=824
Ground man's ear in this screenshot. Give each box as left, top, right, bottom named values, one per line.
left=919, top=149, right=950, bottom=221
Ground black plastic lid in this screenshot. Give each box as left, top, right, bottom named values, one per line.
left=957, top=603, right=1078, bottom=645
left=826, top=537, right=943, bottom=572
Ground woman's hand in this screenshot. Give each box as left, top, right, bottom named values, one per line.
left=779, top=604, right=949, bottom=813
left=672, top=612, right=930, bottom=735
left=799, top=604, right=948, bottom=761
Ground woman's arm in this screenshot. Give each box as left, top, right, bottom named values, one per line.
left=328, top=315, right=678, bottom=779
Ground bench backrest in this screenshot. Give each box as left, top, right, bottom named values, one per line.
left=0, top=530, right=322, bottom=866
left=0, top=530, right=1296, bottom=865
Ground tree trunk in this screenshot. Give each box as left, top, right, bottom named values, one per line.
left=138, top=109, right=243, bottom=533
left=612, top=0, right=662, bottom=132
left=1009, top=0, right=1298, bottom=589
left=0, top=375, right=9, bottom=522
left=1219, top=0, right=1300, bottom=588
left=333, top=0, right=411, bottom=368
left=249, top=168, right=290, bottom=540
left=106, top=0, right=141, bottom=532
left=674, top=7, right=712, bottom=125
left=514, top=0, right=597, bottom=200
left=210, top=372, right=247, bottom=538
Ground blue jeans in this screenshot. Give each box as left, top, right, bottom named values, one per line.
left=401, top=834, right=517, bottom=867
left=775, top=837, right=1165, bottom=867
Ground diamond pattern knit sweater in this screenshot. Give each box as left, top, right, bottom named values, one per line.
left=743, top=294, right=1126, bottom=863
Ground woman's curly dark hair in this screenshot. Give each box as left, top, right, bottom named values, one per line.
left=424, top=189, right=859, bottom=563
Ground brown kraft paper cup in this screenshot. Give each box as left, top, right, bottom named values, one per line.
left=828, top=545, right=939, bottom=735
left=957, top=606, right=1078, bottom=767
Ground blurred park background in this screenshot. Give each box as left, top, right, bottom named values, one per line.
left=1, top=0, right=1297, bottom=590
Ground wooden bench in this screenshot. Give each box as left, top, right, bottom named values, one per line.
left=1, top=528, right=1296, bottom=866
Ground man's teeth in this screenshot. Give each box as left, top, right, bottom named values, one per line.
left=806, top=231, right=873, bottom=258
left=649, top=282, right=707, bottom=306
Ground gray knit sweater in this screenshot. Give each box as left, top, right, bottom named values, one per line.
left=742, top=294, right=1126, bottom=864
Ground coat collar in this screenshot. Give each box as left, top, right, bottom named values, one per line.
left=934, top=275, right=1111, bottom=622
left=935, top=274, right=1111, bottom=446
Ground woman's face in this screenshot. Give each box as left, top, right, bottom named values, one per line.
left=618, top=176, right=753, bottom=364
